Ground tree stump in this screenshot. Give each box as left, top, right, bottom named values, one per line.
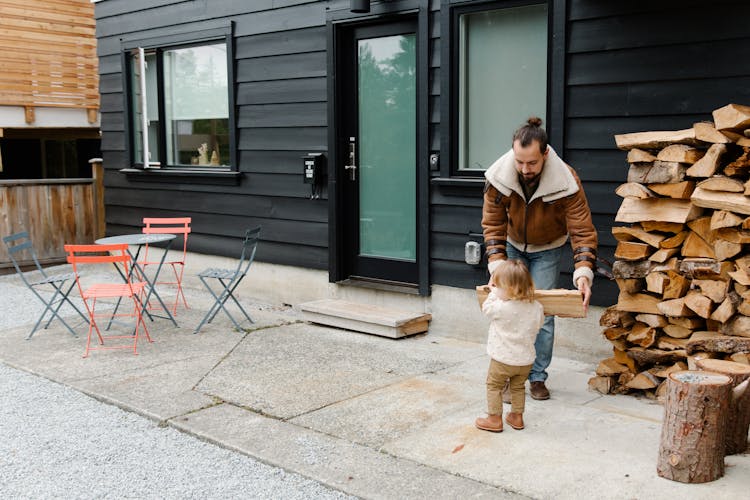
left=657, top=370, right=731, bottom=483
left=696, top=358, right=750, bottom=455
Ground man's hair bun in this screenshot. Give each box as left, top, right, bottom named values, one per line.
left=527, top=116, right=543, bottom=128
left=513, top=116, right=548, bottom=152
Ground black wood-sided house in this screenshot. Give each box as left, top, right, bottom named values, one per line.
left=93, top=0, right=750, bottom=314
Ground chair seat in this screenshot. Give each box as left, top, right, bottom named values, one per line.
left=83, top=282, right=146, bottom=299
left=198, top=268, right=244, bottom=280
left=30, top=272, right=76, bottom=287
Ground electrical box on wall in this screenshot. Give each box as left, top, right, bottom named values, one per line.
left=303, top=153, right=325, bottom=184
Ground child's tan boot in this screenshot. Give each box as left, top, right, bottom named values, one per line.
left=505, top=412, right=524, bottom=430
left=475, top=414, right=503, bottom=432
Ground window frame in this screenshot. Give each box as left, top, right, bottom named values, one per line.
left=438, top=0, right=565, bottom=180
left=121, top=24, right=238, bottom=180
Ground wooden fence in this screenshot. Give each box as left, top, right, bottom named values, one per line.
left=0, top=160, right=104, bottom=270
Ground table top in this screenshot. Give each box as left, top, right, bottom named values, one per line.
left=95, top=233, right=176, bottom=245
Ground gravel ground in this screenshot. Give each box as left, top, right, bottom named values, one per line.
left=0, top=268, right=354, bottom=499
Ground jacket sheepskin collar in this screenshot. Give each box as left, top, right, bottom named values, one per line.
left=484, top=145, right=579, bottom=203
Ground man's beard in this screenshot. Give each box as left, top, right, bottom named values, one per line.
left=520, top=172, right=540, bottom=186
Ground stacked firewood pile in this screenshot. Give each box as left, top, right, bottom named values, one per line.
left=589, top=103, right=750, bottom=399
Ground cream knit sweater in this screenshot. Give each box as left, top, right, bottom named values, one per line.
left=482, top=290, right=545, bottom=366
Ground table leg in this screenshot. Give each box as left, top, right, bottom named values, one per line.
left=131, top=242, right=178, bottom=327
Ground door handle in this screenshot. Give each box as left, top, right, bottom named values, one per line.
left=344, top=137, right=357, bottom=181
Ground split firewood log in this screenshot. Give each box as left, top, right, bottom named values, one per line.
left=692, top=279, right=729, bottom=303
left=641, top=221, right=684, bottom=233
left=635, top=313, right=668, bottom=328
left=679, top=258, right=730, bottom=280
left=588, top=375, right=615, bottom=394
left=628, top=347, right=686, bottom=365
left=618, top=291, right=661, bottom=315
left=614, top=347, right=638, bottom=372
left=662, top=324, right=693, bottom=339
left=599, top=305, right=635, bottom=327
left=615, top=128, right=706, bottom=150
left=603, top=326, right=629, bottom=342
left=645, top=272, right=668, bottom=295
left=616, top=198, right=703, bottom=224
left=596, top=357, right=631, bottom=376
left=722, top=147, right=750, bottom=177
left=615, top=182, right=656, bottom=199
left=658, top=336, right=691, bottom=351
left=659, top=230, right=688, bottom=249
left=696, top=176, right=745, bottom=193
left=657, top=144, right=704, bottom=164
left=687, top=332, right=750, bottom=355
left=611, top=225, right=665, bottom=247
left=627, top=148, right=657, bottom=163
left=668, top=316, right=705, bottom=329
left=719, top=315, right=750, bottom=337
left=650, top=247, right=680, bottom=263
left=626, top=322, right=658, bottom=348
left=684, top=290, right=714, bottom=319
left=662, top=270, right=690, bottom=299
left=714, top=240, right=743, bottom=261
left=685, top=143, right=727, bottom=178
left=658, top=297, right=692, bottom=317
left=709, top=210, right=743, bottom=231
left=713, top=103, right=750, bottom=131
left=613, top=259, right=652, bottom=279
left=627, top=162, right=687, bottom=184
left=693, top=122, right=732, bottom=144
left=681, top=232, right=715, bottom=259
left=626, top=370, right=660, bottom=389
left=647, top=181, right=695, bottom=199
left=615, top=241, right=653, bottom=261
left=616, top=278, right=644, bottom=294
left=710, top=295, right=738, bottom=323
left=692, top=186, right=750, bottom=215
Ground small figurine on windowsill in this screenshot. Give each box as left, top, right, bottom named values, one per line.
left=197, top=143, right=209, bottom=165
left=210, top=150, right=220, bottom=166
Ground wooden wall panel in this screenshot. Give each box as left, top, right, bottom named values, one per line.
left=0, top=0, right=98, bottom=111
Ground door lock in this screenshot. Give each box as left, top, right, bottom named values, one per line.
left=344, top=137, right=357, bottom=181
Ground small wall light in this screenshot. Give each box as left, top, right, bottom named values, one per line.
left=351, top=0, right=370, bottom=13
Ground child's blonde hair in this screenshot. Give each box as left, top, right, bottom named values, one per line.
left=490, top=259, right=535, bottom=302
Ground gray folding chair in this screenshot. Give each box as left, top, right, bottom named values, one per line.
left=2, top=231, right=88, bottom=339
left=194, top=227, right=260, bottom=333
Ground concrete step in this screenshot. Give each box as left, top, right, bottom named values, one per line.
left=298, top=299, right=431, bottom=338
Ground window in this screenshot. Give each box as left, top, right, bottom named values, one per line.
left=455, top=3, right=548, bottom=172
left=126, top=31, right=235, bottom=172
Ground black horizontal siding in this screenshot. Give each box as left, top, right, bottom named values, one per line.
left=94, top=0, right=750, bottom=308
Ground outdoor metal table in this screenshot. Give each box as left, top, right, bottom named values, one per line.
left=95, top=233, right=178, bottom=327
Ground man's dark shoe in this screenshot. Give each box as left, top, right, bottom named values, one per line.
left=502, top=381, right=512, bottom=404
left=530, top=381, right=550, bottom=400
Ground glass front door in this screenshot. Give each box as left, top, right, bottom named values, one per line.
left=341, top=21, right=418, bottom=284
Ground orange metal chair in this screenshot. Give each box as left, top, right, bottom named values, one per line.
left=140, top=217, right=192, bottom=314
left=65, top=244, right=151, bottom=358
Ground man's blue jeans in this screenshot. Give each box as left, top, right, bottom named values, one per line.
left=506, top=243, right=563, bottom=383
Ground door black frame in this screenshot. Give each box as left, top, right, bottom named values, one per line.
left=326, top=0, right=430, bottom=295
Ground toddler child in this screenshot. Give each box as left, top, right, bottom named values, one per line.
left=475, top=259, right=545, bottom=432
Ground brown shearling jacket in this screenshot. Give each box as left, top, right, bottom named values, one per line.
left=481, top=147, right=598, bottom=286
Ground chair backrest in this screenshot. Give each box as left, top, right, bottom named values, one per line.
left=142, top=217, right=191, bottom=261
left=236, top=227, right=261, bottom=276
left=2, top=231, right=46, bottom=282
left=64, top=244, right=135, bottom=295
